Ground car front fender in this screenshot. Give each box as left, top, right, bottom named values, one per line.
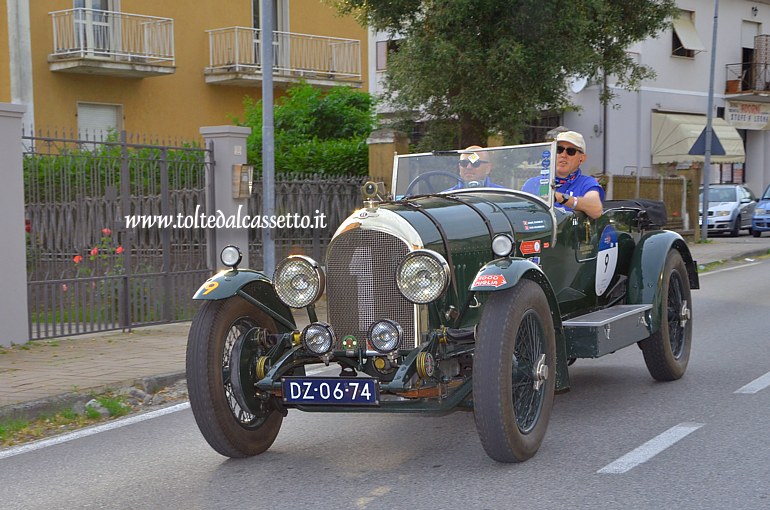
left=193, top=269, right=296, bottom=332
left=469, top=257, right=569, bottom=391
left=469, top=258, right=542, bottom=292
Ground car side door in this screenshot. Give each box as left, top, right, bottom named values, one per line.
left=739, top=186, right=757, bottom=228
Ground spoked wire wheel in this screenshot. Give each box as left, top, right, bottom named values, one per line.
left=473, top=279, right=556, bottom=463
left=187, top=296, right=284, bottom=458
left=641, top=249, right=693, bottom=381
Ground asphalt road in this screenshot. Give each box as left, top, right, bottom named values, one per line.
left=1, top=259, right=769, bottom=510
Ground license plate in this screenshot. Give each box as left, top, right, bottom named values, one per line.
left=282, top=377, right=379, bottom=406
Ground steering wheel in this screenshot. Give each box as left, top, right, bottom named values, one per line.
left=403, top=171, right=465, bottom=196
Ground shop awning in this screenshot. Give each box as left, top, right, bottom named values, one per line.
left=651, top=112, right=745, bottom=164
left=672, top=16, right=705, bottom=53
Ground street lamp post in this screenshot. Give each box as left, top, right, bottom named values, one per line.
left=701, top=0, right=720, bottom=242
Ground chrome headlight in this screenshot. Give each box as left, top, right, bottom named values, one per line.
left=396, top=249, right=450, bottom=304
left=301, top=322, right=335, bottom=355
left=368, top=320, right=403, bottom=353
left=220, top=245, right=242, bottom=268
left=715, top=210, right=730, bottom=217
left=491, top=234, right=514, bottom=257
left=756, top=207, right=766, bottom=215
left=273, top=255, right=325, bottom=308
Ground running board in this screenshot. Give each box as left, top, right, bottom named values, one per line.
left=562, top=304, right=653, bottom=358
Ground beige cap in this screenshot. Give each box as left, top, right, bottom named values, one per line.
left=556, top=131, right=586, bottom=153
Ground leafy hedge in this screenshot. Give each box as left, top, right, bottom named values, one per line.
left=240, top=82, right=377, bottom=176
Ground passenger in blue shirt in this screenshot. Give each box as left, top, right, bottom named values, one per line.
left=445, top=145, right=506, bottom=191
left=523, top=131, right=604, bottom=219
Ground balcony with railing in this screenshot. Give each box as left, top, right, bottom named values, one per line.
left=205, top=27, right=361, bottom=87
left=49, top=8, right=175, bottom=78
left=725, top=62, right=770, bottom=102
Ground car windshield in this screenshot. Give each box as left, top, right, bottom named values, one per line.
left=699, top=187, right=736, bottom=203
left=392, top=142, right=556, bottom=203
left=762, top=186, right=770, bottom=201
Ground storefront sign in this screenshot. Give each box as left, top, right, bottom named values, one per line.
left=725, top=101, right=770, bottom=130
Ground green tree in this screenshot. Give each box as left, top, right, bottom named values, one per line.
left=240, top=82, right=378, bottom=176
left=331, top=0, right=678, bottom=149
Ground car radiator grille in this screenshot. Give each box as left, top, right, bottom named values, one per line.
left=326, top=229, right=416, bottom=351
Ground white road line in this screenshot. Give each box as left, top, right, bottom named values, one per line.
left=0, top=402, right=190, bottom=461
left=1, top=366, right=340, bottom=460
left=735, top=371, right=770, bottom=394
left=597, top=422, right=704, bottom=474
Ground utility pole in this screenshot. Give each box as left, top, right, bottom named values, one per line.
left=261, top=0, right=276, bottom=275
left=701, top=0, right=719, bottom=242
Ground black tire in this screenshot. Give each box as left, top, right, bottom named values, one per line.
left=186, top=296, right=283, bottom=458
left=640, top=250, right=693, bottom=381
left=729, top=216, right=740, bottom=237
left=753, top=229, right=761, bottom=238
left=473, top=279, right=556, bottom=463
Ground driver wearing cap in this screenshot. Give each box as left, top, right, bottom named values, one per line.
left=551, top=131, right=604, bottom=219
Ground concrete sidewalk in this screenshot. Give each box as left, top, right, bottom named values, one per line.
left=2, top=236, right=769, bottom=421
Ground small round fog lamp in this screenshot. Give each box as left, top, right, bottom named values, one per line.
left=368, top=320, right=403, bottom=353
left=220, top=245, right=242, bottom=268
left=301, top=322, right=335, bottom=356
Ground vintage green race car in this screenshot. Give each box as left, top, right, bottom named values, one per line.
left=186, top=142, right=699, bottom=463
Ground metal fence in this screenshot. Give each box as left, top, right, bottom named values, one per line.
left=24, top=129, right=210, bottom=339
left=248, top=173, right=368, bottom=268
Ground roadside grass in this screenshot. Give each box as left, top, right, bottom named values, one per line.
left=698, top=250, right=770, bottom=273
left=0, top=393, right=130, bottom=447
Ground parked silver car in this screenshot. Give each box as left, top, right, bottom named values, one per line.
left=699, top=184, right=757, bottom=237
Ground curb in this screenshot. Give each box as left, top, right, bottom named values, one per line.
left=697, top=247, right=770, bottom=269
left=0, top=371, right=186, bottom=422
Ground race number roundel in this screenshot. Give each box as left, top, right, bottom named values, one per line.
left=595, top=225, right=618, bottom=296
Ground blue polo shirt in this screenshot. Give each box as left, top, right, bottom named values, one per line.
left=445, top=176, right=506, bottom=191
left=522, top=169, right=604, bottom=211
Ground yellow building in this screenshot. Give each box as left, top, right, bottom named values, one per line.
left=1, top=0, right=368, bottom=141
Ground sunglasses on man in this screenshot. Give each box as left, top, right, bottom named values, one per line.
left=459, top=159, right=489, bottom=168
left=556, top=146, right=582, bottom=156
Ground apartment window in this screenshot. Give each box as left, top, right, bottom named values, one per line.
left=73, top=0, right=117, bottom=55
left=672, top=10, right=705, bottom=58
left=77, top=102, right=122, bottom=139
left=376, top=39, right=401, bottom=71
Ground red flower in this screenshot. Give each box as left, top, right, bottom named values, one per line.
left=90, top=247, right=99, bottom=256
left=25, top=219, right=31, bottom=233
left=101, top=227, right=112, bottom=236
left=73, top=255, right=84, bottom=264
left=115, top=246, right=124, bottom=254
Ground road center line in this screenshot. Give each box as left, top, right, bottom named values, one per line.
left=0, top=402, right=190, bottom=461
left=597, top=422, right=704, bottom=474
left=735, top=370, right=770, bottom=394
